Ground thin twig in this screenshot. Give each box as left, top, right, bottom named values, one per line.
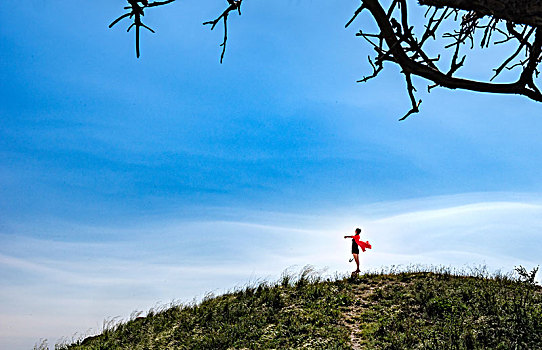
left=203, top=0, right=242, bottom=63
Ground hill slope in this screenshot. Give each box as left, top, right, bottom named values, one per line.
left=54, top=267, right=541, bottom=350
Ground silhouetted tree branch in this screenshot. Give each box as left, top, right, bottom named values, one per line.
left=347, top=0, right=542, bottom=119
left=420, top=0, right=542, bottom=27
left=108, top=1, right=542, bottom=119
left=203, top=0, right=242, bottom=64
left=110, top=0, right=242, bottom=62
left=109, top=0, right=175, bottom=58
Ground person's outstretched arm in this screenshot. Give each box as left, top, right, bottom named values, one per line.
left=344, top=235, right=353, bottom=239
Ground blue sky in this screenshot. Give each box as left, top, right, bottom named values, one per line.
left=1, top=1, right=542, bottom=349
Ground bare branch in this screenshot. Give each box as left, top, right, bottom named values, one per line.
left=492, top=26, right=536, bottom=80
left=399, top=72, right=422, bottom=120
left=346, top=4, right=366, bottom=28
left=348, top=0, right=542, bottom=118
left=109, top=13, right=131, bottom=28
left=110, top=0, right=175, bottom=58
left=203, top=1, right=242, bottom=63
left=147, top=0, right=175, bottom=8
left=357, top=56, right=384, bottom=82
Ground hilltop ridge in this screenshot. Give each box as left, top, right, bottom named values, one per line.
left=43, top=266, right=542, bottom=350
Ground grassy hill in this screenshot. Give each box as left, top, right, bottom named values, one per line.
left=47, top=266, right=541, bottom=350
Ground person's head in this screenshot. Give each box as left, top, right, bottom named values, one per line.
left=355, top=228, right=361, bottom=235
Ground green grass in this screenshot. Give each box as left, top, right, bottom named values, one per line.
left=44, top=266, right=541, bottom=350
left=346, top=266, right=542, bottom=349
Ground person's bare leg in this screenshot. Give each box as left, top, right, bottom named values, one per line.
left=353, top=254, right=360, bottom=273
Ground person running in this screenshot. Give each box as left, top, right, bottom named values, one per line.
left=344, top=228, right=372, bottom=275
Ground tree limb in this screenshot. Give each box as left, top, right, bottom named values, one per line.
left=419, top=0, right=542, bottom=27
left=110, top=0, right=175, bottom=58
left=203, top=0, right=242, bottom=63
left=351, top=0, right=542, bottom=119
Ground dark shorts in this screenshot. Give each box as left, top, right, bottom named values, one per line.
left=352, top=240, right=359, bottom=254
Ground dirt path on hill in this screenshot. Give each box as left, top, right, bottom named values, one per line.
left=341, top=279, right=379, bottom=350
left=342, top=278, right=411, bottom=349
